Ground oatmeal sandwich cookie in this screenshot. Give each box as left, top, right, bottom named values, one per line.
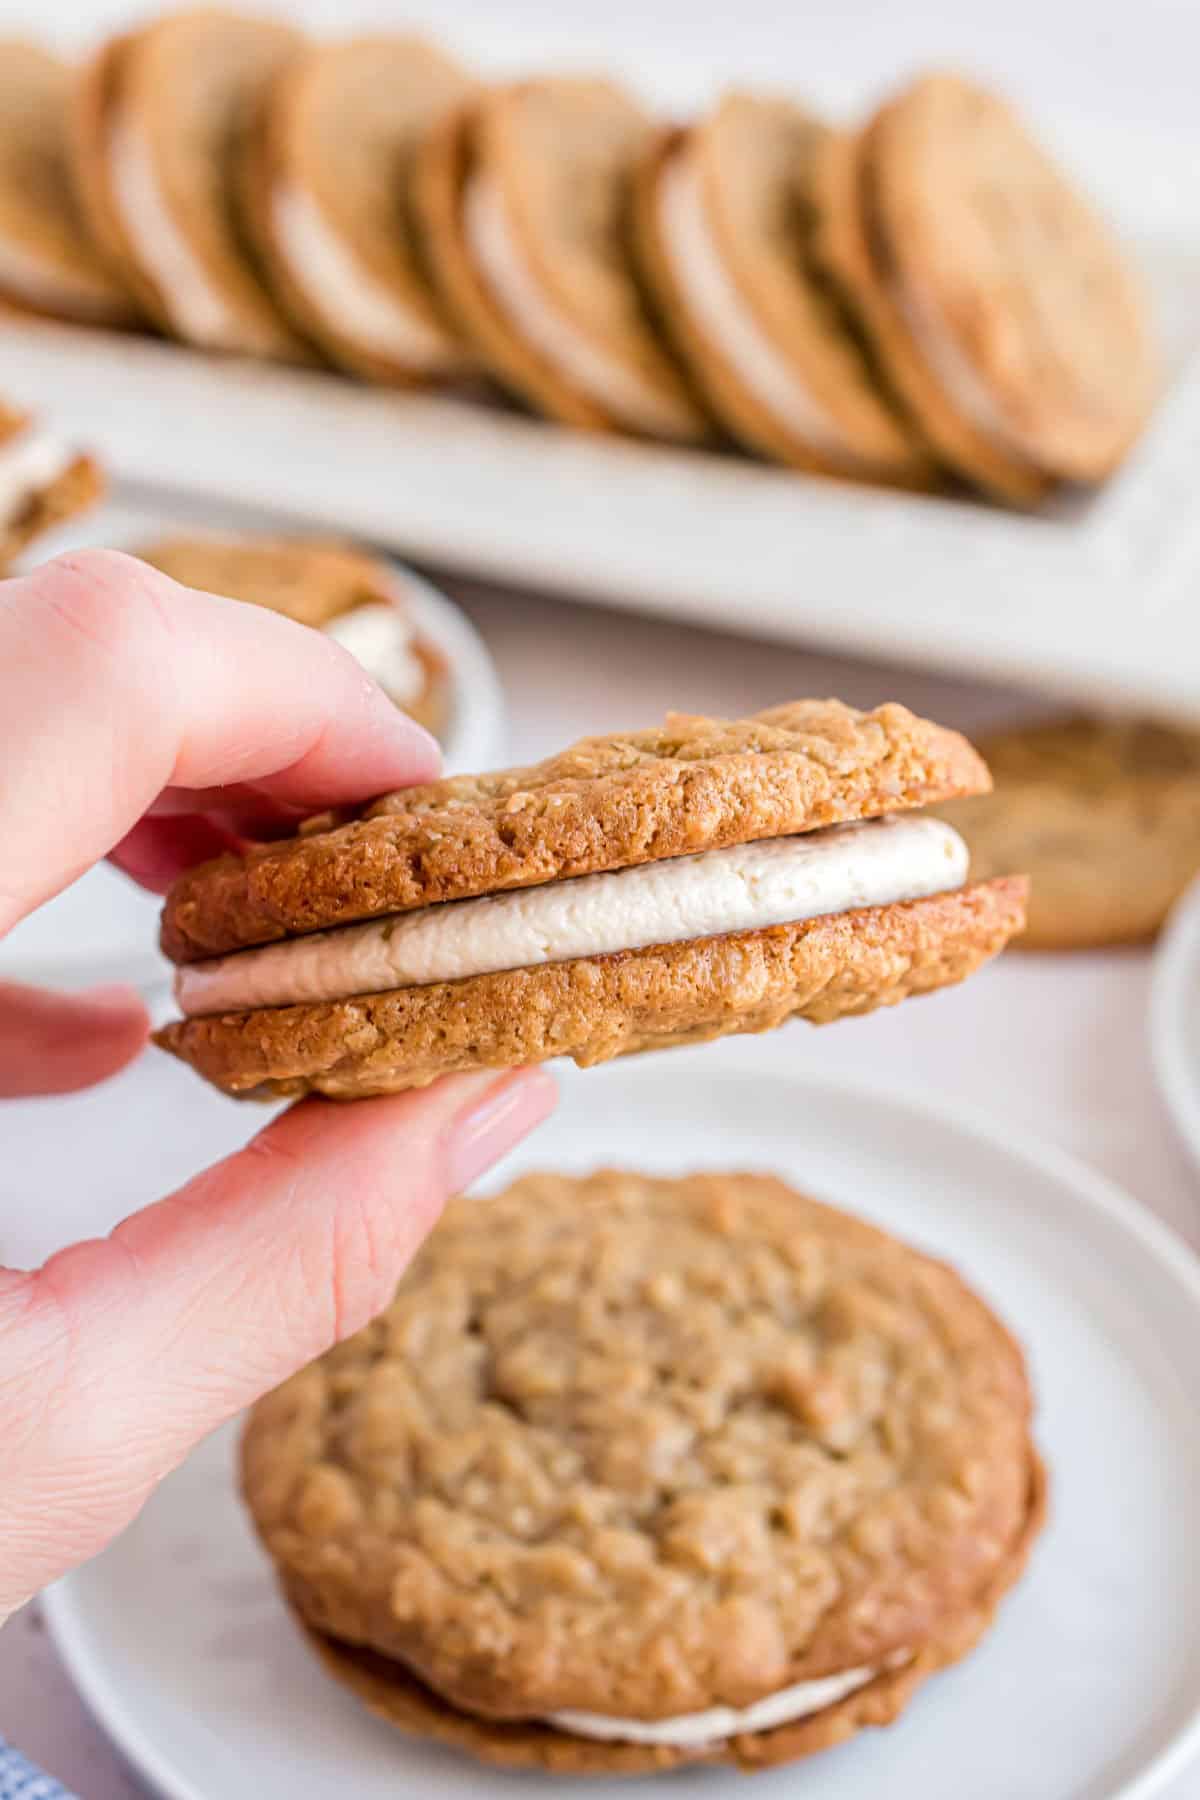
left=239, top=35, right=475, bottom=386
left=69, top=9, right=310, bottom=358
left=633, top=92, right=931, bottom=486
left=812, top=74, right=1157, bottom=505
left=242, top=1169, right=1047, bottom=1772
left=0, top=401, right=102, bottom=568
left=413, top=78, right=708, bottom=440
left=136, top=535, right=449, bottom=736
left=0, top=41, right=137, bottom=327
left=155, top=698, right=1026, bottom=1098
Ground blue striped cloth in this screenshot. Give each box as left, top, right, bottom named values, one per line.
left=0, top=1742, right=73, bottom=1799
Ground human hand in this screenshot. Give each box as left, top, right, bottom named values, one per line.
left=0, top=549, right=555, bottom=1620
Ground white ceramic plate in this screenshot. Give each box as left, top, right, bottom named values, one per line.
left=0, top=529, right=505, bottom=992
left=43, top=1062, right=1200, bottom=1800
left=1151, top=875, right=1200, bottom=1173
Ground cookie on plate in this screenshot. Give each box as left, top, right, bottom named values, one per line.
left=239, top=35, right=476, bottom=386
left=136, top=535, right=449, bottom=736
left=0, top=40, right=137, bottom=326
left=242, top=1168, right=1046, bottom=1773
left=811, top=74, right=1157, bottom=505
left=938, top=714, right=1200, bottom=950
left=413, top=78, right=709, bottom=440
left=633, top=93, right=931, bottom=486
left=0, top=401, right=102, bottom=567
left=69, top=9, right=311, bottom=358
left=154, top=698, right=1026, bottom=1098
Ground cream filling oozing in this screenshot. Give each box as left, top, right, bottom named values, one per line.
left=891, top=275, right=1043, bottom=470
left=323, top=601, right=424, bottom=707
left=463, top=170, right=694, bottom=438
left=657, top=145, right=860, bottom=467
left=0, top=428, right=76, bottom=526
left=548, top=1661, right=882, bottom=1747
left=0, top=234, right=125, bottom=323
left=271, top=183, right=466, bottom=373
left=108, top=113, right=271, bottom=352
left=175, top=814, right=968, bottom=1017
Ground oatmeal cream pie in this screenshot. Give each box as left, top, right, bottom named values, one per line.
left=136, top=534, right=448, bottom=737
left=633, top=93, right=931, bottom=485
left=811, top=74, right=1157, bottom=506
left=239, top=36, right=475, bottom=386
left=412, top=77, right=708, bottom=440
left=69, top=9, right=311, bottom=358
left=0, top=401, right=102, bottom=568
left=0, top=41, right=137, bottom=326
left=155, top=699, right=1026, bottom=1099
left=242, top=1169, right=1046, bottom=1773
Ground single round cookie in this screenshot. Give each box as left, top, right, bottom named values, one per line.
left=812, top=76, right=1156, bottom=503
left=937, top=714, right=1200, bottom=950
left=153, top=699, right=1025, bottom=1098
left=69, top=9, right=312, bottom=359
left=242, top=1170, right=1046, bottom=1770
left=135, top=535, right=449, bottom=737
left=0, top=400, right=103, bottom=568
left=412, top=79, right=709, bottom=440
left=0, top=40, right=137, bottom=326
left=632, top=94, right=931, bottom=486
left=239, top=36, right=476, bottom=386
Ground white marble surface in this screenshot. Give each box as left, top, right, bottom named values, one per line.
left=1, top=560, right=1198, bottom=1796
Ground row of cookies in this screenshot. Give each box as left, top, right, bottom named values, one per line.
left=1, top=14, right=1157, bottom=505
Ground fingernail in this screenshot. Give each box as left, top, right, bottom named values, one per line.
left=76, top=983, right=147, bottom=1016
left=444, top=1068, right=557, bottom=1193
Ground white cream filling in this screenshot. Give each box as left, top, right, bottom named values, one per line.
left=323, top=601, right=424, bottom=707
left=891, top=276, right=1043, bottom=471
left=657, top=146, right=860, bottom=466
left=175, top=814, right=968, bottom=1018
left=0, top=234, right=124, bottom=323
left=0, top=428, right=76, bottom=526
left=463, top=170, right=694, bottom=438
left=270, top=182, right=465, bottom=373
left=549, top=1661, right=880, bottom=1747
left=108, top=113, right=268, bottom=352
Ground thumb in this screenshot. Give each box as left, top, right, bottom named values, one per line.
left=0, top=1066, right=555, bottom=1614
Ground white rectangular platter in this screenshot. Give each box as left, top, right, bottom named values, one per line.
left=2, top=100, right=1199, bottom=720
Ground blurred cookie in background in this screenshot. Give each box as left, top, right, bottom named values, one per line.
left=70, top=9, right=312, bottom=359
left=812, top=74, right=1157, bottom=506
left=414, top=77, right=709, bottom=441
left=938, top=715, right=1200, bottom=949
left=240, top=35, right=476, bottom=387
left=137, top=534, right=448, bottom=735
left=0, top=400, right=102, bottom=567
left=0, top=40, right=138, bottom=327
left=633, top=92, right=932, bottom=488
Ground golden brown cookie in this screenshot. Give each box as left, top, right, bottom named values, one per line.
left=0, top=40, right=138, bottom=326
left=412, top=79, right=709, bottom=440
left=632, top=95, right=932, bottom=486
left=242, top=1170, right=1046, bottom=1769
left=812, top=76, right=1156, bottom=504
left=135, top=534, right=449, bottom=737
left=69, top=9, right=312, bottom=359
left=153, top=699, right=1024, bottom=1098
left=0, top=401, right=103, bottom=568
left=239, top=36, right=476, bottom=386
left=938, top=715, right=1200, bottom=949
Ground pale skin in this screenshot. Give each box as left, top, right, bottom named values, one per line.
left=0, top=548, right=557, bottom=1623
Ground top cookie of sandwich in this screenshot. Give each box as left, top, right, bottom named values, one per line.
left=634, top=92, right=931, bottom=485
left=814, top=74, right=1156, bottom=498
left=413, top=77, right=708, bottom=440
left=240, top=35, right=475, bottom=385
left=0, top=40, right=137, bottom=326
left=70, top=8, right=310, bottom=358
left=160, top=698, right=988, bottom=962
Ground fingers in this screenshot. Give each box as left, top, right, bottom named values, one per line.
left=0, top=1066, right=556, bottom=1613
left=0, top=982, right=149, bottom=1096
left=0, top=548, right=439, bottom=932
